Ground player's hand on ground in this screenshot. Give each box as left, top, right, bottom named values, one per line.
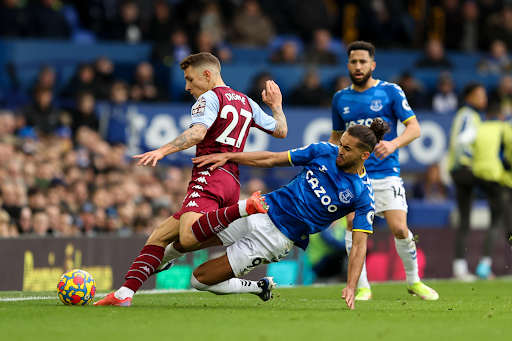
left=373, top=140, right=398, bottom=160
left=262, top=80, right=282, bottom=109
left=341, top=286, right=356, bottom=310
left=133, top=149, right=165, bottom=167
left=192, top=153, right=230, bottom=171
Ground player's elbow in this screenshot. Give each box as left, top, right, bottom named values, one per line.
left=411, top=123, right=421, bottom=139
left=272, top=128, right=287, bottom=139
left=414, top=125, right=421, bottom=139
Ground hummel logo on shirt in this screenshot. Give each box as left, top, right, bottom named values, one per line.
left=198, top=170, right=211, bottom=176
left=192, top=185, right=204, bottom=191
left=196, top=176, right=208, bottom=184
left=189, top=192, right=201, bottom=198
left=186, top=201, right=199, bottom=208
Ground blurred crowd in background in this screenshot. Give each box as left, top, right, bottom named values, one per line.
left=1, top=0, right=512, bottom=239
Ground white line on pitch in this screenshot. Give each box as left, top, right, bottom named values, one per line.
left=0, top=289, right=199, bottom=302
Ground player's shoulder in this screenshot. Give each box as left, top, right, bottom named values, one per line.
left=318, top=141, right=339, bottom=153
left=334, top=86, right=353, bottom=98
left=197, top=90, right=219, bottom=103
left=376, top=80, right=404, bottom=94
left=294, top=141, right=338, bottom=155
left=356, top=173, right=374, bottom=202
left=333, top=86, right=356, bottom=102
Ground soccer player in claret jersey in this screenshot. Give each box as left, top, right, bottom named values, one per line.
left=148, top=120, right=388, bottom=310
left=329, top=41, right=438, bottom=301
left=94, top=52, right=287, bottom=307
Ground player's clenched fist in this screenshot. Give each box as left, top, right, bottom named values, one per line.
left=133, top=149, right=165, bottom=167
left=261, top=80, right=282, bottom=109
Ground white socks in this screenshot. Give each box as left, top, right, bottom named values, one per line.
left=115, top=286, right=135, bottom=300
left=453, top=258, right=470, bottom=277
left=345, top=230, right=370, bottom=289
left=156, top=242, right=186, bottom=271
left=191, top=274, right=262, bottom=295
left=346, top=229, right=421, bottom=288
left=238, top=199, right=248, bottom=217
left=395, top=230, right=420, bottom=286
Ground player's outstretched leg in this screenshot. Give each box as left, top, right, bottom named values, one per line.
left=190, top=254, right=276, bottom=301
left=154, top=192, right=268, bottom=273
left=190, top=191, right=268, bottom=244
left=94, top=245, right=165, bottom=307
left=191, top=275, right=276, bottom=301
left=345, top=229, right=372, bottom=301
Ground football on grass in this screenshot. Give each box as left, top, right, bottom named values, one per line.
left=57, top=269, right=96, bottom=305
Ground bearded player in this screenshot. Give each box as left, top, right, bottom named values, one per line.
left=328, top=41, right=438, bottom=301
left=94, top=52, right=287, bottom=306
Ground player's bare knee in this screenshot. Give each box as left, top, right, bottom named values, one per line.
left=392, top=227, right=409, bottom=240
left=179, top=231, right=200, bottom=251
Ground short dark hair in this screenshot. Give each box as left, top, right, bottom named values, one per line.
left=487, top=100, right=502, bottom=117
left=462, top=82, right=484, bottom=99
left=180, top=52, right=221, bottom=72
left=347, top=41, right=375, bottom=59
left=347, top=118, right=390, bottom=153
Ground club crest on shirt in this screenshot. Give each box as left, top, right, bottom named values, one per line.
left=339, top=189, right=354, bottom=204
left=367, top=210, right=375, bottom=225
left=370, top=99, right=383, bottom=112
left=191, top=99, right=206, bottom=117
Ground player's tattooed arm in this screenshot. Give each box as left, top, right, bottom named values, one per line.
left=270, top=105, right=288, bottom=139
left=261, top=80, right=288, bottom=138
left=133, top=124, right=207, bottom=167
left=163, top=124, right=207, bottom=153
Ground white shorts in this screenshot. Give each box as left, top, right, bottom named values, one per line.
left=370, top=176, right=408, bottom=218
left=217, top=213, right=295, bottom=277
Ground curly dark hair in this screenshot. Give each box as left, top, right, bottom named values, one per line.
left=347, top=118, right=390, bottom=153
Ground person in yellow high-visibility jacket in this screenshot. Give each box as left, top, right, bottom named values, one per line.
left=466, top=101, right=504, bottom=279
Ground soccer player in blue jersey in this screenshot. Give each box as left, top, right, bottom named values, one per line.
left=329, top=41, right=438, bottom=301
left=143, top=120, right=389, bottom=310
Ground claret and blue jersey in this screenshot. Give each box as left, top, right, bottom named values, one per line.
left=265, top=142, right=375, bottom=250
left=332, top=80, right=416, bottom=179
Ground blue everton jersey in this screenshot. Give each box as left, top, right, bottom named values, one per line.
left=331, top=80, right=416, bottom=179
left=265, top=142, right=375, bottom=250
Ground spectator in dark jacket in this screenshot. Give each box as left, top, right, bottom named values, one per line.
left=231, top=0, right=275, bottom=47
left=20, top=86, right=61, bottom=135
left=28, top=0, right=71, bottom=39
left=145, top=0, right=178, bottom=43
left=270, top=41, right=300, bottom=64
left=415, top=39, right=453, bottom=69
left=93, top=57, right=115, bottom=100
left=110, top=1, right=142, bottom=43
left=61, top=64, right=98, bottom=99
left=129, top=62, right=169, bottom=102
left=303, top=29, right=338, bottom=65
left=71, top=92, right=99, bottom=135
left=290, top=71, right=330, bottom=107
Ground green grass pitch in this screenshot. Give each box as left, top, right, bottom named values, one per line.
left=0, top=279, right=511, bottom=341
